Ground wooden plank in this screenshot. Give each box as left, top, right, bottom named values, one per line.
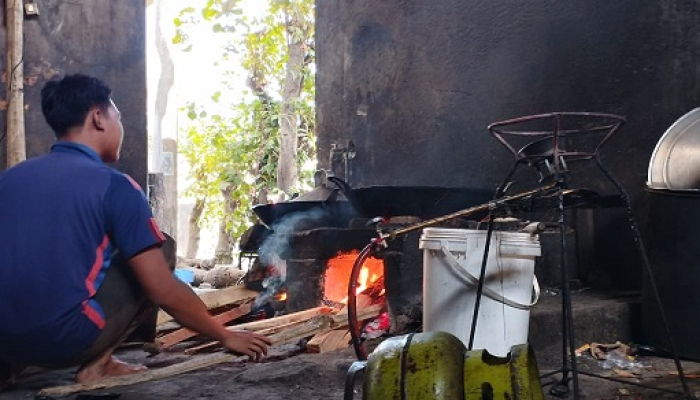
left=37, top=315, right=333, bottom=398
left=267, top=314, right=332, bottom=345
left=182, top=340, right=221, bottom=355
left=306, top=302, right=383, bottom=354
left=331, top=303, right=384, bottom=327
left=184, top=309, right=333, bottom=355
left=156, top=303, right=253, bottom=350
left=157, top=285, right=258, bottom=325
left=38, top=352, right=242, bottom=398
left=227, top=306, right=332, bottom=332
left=306, top=330, right=333, bottom=352
left=332, top=294, right=373, bottom=317
left=336, top=331, right=353, bottom=350
left=306, top=328, right=349, bottom=353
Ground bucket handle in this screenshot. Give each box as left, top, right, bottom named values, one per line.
left=438, top=243, right=540, bottom=310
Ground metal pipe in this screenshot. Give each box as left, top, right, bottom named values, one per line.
left=386, top=183, right=557, bottom=239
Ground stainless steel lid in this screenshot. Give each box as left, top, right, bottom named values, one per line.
left=647, top=107, right=700, bottom=191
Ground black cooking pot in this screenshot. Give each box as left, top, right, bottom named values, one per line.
left=328, top=177, right=495, bottom=220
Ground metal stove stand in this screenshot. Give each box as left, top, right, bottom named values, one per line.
left=488, top=112, right=692, bottom=400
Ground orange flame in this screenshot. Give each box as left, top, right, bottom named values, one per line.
left=324, top=250, right=384, bottom=304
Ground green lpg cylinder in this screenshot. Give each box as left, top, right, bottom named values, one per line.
left=463, top=344, right=544, bottom=400
left=363, top=331, right=466, bottom=400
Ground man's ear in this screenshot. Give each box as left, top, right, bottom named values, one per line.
left=92, top=109, right=105, bottom=132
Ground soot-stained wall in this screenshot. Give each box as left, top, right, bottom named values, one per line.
left=0, top=0, right=147, bottom=188
left=316, top=1, right=700, bottom=288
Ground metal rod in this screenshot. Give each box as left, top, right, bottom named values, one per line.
left=467, top=214, right=496, bottom=350
left=595, top=155, right=692, bottom=398
left=557, top=180, right=581, bottom=400
left=386, top=183, right=557, bottom=239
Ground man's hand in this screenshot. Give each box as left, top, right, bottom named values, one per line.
left=128, top=248, right=273, bottom=362
left=220, top=331, right=272, bottom=361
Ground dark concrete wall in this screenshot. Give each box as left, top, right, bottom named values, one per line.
left=316, top=1, right=700, bottom=289
left=0, top=0, right=148, bottom=188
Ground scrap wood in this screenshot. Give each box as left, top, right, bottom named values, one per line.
left=37, top=315, right=333, bottom=398
left=183, top=340, right=223, bottom=355
left=306, top=328, right=351, bottom=353
left=157, top=284, right=258, bottom=325
left=184, top=307, right=333, bottom=355
left=333, top=294, right=373, bottom=317
left=331, top=303, right=385, bottom=327
left=266, top=314, right=333, bottom=345
left=226, top=306, right=332, bottom=332
left=156, top=302, right=253, bottom=350
left=306, top=303, right=385, bottom=354
left=37, top=352, right=241, bottom=398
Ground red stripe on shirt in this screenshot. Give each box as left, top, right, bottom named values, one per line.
left=124, top=174, right=142, bottom=190
left=82, top=300, right=106, bottom=329
left=149, top=217, right=167, bottom=243
left=85, top=235, right=109, bottom=296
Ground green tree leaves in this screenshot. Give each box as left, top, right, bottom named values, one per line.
left=175, top=0, right=315, bottom=258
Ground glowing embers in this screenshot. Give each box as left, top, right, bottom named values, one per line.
left=323, top=250, right=385, bottom=304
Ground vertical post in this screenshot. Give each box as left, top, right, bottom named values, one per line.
left=6, top=0, right=25, bottom=167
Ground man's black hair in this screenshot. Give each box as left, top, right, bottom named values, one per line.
left=40, top=74, right=112, bottom=138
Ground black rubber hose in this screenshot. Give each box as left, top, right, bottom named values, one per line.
left=348, top=240, right=380, bottom=360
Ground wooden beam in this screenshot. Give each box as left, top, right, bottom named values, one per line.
left=157, top=285, right=258, bottom=325
left=37, top=316, right=333, bottom=398
left=5, top=0, right=25, bottom=167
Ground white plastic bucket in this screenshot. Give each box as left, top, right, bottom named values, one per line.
left=420, top=227, right=541, bottom=357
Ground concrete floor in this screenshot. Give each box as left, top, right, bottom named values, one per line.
left=1, top=345, right=698, bottom=400
left=2, top=291, right=697, bottom=400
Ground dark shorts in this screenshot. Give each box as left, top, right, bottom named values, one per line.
left=0, top=234, right=175, bottom=370
left=66, top=234, right=175, bottom=367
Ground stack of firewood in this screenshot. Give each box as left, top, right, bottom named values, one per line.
left=155, top=284, right=385, bottom=354
left=36, top=285, right=385, bottom=398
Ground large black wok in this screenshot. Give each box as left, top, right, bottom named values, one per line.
left=328, top=177, right=495, bottom=220
left=252, top=200, right=358, bottom=229
left=251, top=184, right=360, bottom=229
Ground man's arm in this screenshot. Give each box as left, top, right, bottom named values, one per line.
left=127, top=247, right=271, bottom=360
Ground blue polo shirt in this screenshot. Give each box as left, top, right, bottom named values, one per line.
left=0, top=142, right=165, bottom=365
